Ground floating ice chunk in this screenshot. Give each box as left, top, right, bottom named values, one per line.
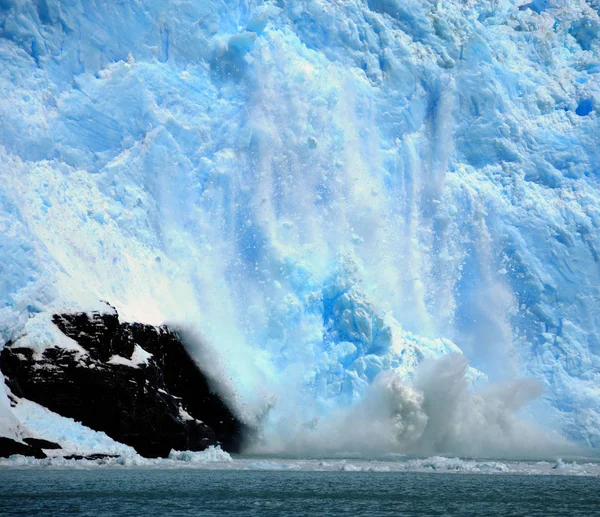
left=408, top=456, right=510, bottom=473
left=168, top=446, right=232, bottom=463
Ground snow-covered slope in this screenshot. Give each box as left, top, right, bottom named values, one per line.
left=0, top=0, right=599, bottom=448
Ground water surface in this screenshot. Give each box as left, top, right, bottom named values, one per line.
left=1, top=469, right=599, bottom=516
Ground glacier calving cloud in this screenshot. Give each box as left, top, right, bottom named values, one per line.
left=0, top=0, right=599, bottom=449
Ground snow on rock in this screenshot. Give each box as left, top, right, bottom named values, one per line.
left=8, top=312, right=87, bottom=361
left=13, top=398, right=137, bottom=457
left=107, top=344, right=152, bottom=368
left=1, top=310, right=247, bottom=458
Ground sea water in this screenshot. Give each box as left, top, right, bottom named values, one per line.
left=1, top=467, right=599, bottom=516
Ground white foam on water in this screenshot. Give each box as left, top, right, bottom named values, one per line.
left=2, top=453, right=600, bottom=477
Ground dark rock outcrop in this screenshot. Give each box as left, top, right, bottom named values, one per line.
left=1, top=309, right=246, bottom=458
left=63, top=454, right=119, bottom=461
left=23, top=437, right=61, bottom=450
left=0, top=437, right=47, bottom=459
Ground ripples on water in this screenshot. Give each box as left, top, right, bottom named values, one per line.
left=1, top=469, right=599, bottom=516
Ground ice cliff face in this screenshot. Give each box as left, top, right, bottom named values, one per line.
left=0, top=0, right=599, bottom=447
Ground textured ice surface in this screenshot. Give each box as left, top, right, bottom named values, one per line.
left=0, top=0, right=599, bottom=448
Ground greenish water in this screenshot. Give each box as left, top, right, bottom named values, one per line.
left=1, top=469, right=599, bottom=516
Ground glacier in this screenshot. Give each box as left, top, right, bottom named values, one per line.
left=0, top=0, right=599, bottom=452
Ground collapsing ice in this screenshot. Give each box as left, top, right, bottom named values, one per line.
left=0, top=0, right=599, bottom=453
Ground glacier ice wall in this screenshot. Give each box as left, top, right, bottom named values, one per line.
left=0, top=0, right=599, bottom=447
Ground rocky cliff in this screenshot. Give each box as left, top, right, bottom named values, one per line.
left=1, top=308, right=245, bottom=458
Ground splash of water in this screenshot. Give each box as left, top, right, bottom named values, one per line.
left=246, top=354, right=575, bottom=459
